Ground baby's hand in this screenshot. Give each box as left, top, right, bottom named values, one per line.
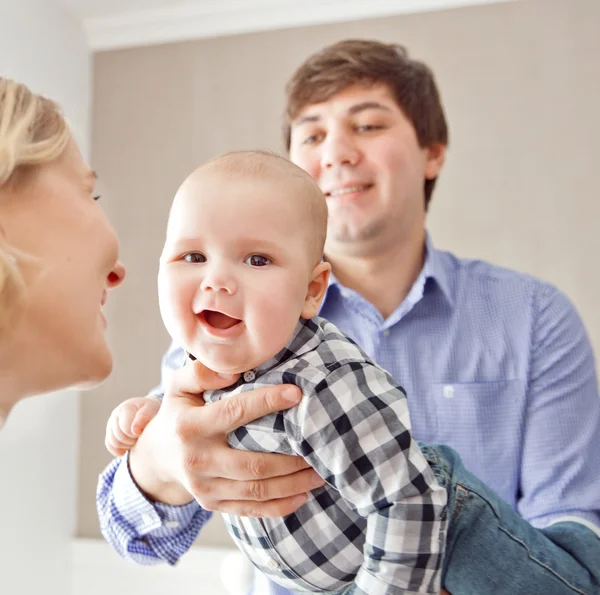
left=105, top=396, right=161, bottom=457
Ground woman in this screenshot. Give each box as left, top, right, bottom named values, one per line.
left=0, top=77, right=125, bottom=425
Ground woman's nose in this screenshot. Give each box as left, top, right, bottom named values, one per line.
left=107, top=261, right=126, bottom=288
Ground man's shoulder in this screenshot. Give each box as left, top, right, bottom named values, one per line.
left=436, top=248, right=561, bottom=302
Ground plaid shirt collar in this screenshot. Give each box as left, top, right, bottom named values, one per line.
left=239, top=317, right=323, bottom=383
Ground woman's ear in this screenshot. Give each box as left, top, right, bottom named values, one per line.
left=301, top=261, right=331, bottom=319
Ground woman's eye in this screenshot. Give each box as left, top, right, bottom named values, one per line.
left=93, top=195, right=101, bottom=201
left=183, top=253, right=206, bottom=263
left=245, top=255, right=271, bottom=267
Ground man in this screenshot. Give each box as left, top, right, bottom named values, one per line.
left=98, top=40, right=600, bottom=594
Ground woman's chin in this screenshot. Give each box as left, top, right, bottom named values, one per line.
left=74, top=350, right=114, bottom=390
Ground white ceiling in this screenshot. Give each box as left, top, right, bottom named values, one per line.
left=56, top=0, right=517, bottom=51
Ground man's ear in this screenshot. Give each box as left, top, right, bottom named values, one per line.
left=424, top=143, right=446, bottom=180
left=301, top=262, right=331, bottom=319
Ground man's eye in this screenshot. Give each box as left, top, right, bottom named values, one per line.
left=93, top=195, right=101, bottom=201
left=357, top=124, right=384, bottom=132
left=303, top=133, right=323, bottom=145
left=183, top=253, right=206, bottom=263
left=245, top=255, right=271, bottom=267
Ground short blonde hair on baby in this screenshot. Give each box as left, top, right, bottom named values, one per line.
left=199, top=150, right=328, bottom=265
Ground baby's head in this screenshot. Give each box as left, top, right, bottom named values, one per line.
left=158, top=150, right=330, bottom=374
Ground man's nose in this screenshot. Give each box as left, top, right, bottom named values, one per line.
left=320, top=130, right=361, bottom=169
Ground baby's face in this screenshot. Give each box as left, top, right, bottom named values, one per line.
left=158, top=172, right=319, bottom=374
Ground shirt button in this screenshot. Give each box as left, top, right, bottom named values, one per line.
left=266, top=558, right=280, bottom=570
left=243, top=370, right=256, bottom=382
left=382, top=329, right=390, bottom=337
left=443, top=385, right=455, bottom=399
left=164, top=520, right=180, bottom=529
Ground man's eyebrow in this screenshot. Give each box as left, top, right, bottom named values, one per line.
left=293, top=102, right=392, bottom=127
left=293, top=114, right=321, bottom=127
left=348, top=101, right=392, bottom=115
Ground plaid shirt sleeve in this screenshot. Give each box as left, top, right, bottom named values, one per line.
left=96, top=453, right=211, bottom=565
left=290, top=360, right=448, bottom=595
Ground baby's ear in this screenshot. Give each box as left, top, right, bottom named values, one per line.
left=301, top=262, right=331, bottom=319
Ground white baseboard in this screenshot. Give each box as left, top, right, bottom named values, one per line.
left=72, top=538, right=253, bottom=595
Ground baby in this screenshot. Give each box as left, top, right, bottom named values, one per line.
left=106, top=150, right=447, bottom=595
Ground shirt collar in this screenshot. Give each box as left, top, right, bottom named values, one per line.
left=248, top=317, right=323, bottom=380
left=323, top=232, right=454, bottom=307
left=424, top=233, right=454, bottom=305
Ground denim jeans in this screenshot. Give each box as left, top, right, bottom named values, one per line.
left=317, top=444, right=599, bottom=595
left=428, top=443, right=600, bottom=595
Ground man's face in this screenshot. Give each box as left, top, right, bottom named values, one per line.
left=158, top=172, right=319, bottom=374
left=289, top=84, right=445, bottom=255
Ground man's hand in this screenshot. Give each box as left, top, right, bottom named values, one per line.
left=129, top=359, right=325, bottom=516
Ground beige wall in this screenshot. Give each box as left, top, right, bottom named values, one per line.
left=79, top=0, right=600, bottom=547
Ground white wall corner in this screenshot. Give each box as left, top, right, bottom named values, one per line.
left=85, top=0, right=518, bottom=52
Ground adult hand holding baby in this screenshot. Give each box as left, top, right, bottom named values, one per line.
left=128, top=358, right=324, bottom=515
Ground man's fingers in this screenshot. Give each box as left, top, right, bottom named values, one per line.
left=184, top=384, right=302, bottom=436
left=189, top=468, right=324, bottom=504
left=212, top=494, right=309, bottom=518
left=166, top=360, right=240, bottom=399
left=201, top=447, right=312, bottom=482
left=240, top=467, right=324, bottom=500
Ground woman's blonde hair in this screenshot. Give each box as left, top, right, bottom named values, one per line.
left=0, top=77, right=70, bottom=331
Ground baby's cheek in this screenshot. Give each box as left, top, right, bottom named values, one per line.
left=257, top=294, right=302, bottom=340
left=159, top=275, right=194, bottom=335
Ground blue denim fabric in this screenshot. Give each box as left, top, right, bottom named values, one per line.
left=423, top=444, right=600, bottom=595
left=315, top=445, right=600, bottom=595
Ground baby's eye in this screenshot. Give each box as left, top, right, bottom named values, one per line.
left=183, top=253, right=206, bottom=263
left=245, top=255, right=271, bottom=267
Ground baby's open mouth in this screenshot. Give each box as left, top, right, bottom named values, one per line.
left=200, top=310, right=242, bottom=330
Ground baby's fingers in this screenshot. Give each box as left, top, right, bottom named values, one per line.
left=105, top=421, right=135, bottom=456
left=131, top=400, right=161, bottom=436
left=116, top=405, right=139, bottom=439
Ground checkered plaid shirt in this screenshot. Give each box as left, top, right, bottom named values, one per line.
left=201, top=316, right=447, bottom=595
